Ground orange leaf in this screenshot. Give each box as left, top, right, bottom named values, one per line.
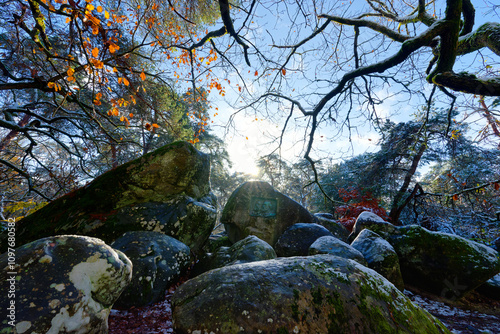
left=92, top=47, right=99, bottom=58
left=123, top=77, right=129, bottom=86
left=96, top=6, right=103, bottom=12
left=452, top=194, right=459, bottom=201
left=140, top=71, right=146, bottom=81
left=254, top=71, right=258, bottom=76
left=65, top=17, right=72, bottom=23
left=281, top=68, right=286, bottom=76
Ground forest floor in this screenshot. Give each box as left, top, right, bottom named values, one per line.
left=108, top=286, right=500, bottom=334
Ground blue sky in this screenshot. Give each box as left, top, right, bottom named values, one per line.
left=205, top=0, right=499, bottom=175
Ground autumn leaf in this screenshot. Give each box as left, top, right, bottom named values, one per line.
left=281, top=68, right=286, bottom=76
left=92, top=47, right=99, bottom=58
left=96, top=6, right=103, bottom=12
left=105, top=11, right=110, bottom=19
left=494, top=182, right=500, bottom=191
left=123, top=77, right=129, bottom=86
left=109, top=43, right=119, bottom=53
left=254, top=71, right=258, bottom=76
left=452, top=194, right=459, bottom=201
left=65, top=17, right=72, bottom=23
left=140, top=71, right=146, bottom=81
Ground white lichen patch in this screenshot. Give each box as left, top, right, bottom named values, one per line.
left=15, top=321, right=32, bottom=333
left=51, top=283, right=65, bottom=292
left=39, top=255, right=53, bottom=263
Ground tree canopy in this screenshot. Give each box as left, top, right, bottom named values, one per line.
left=1, top=0, right=499, bottom=230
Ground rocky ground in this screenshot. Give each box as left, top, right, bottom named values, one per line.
left=108, top=285, right=500, bottom=334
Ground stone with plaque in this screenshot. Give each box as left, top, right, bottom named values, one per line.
left=221, top=181, right=317, bottom=246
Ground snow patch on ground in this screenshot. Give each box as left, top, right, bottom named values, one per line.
left=404, top=290, right=500, bottom=334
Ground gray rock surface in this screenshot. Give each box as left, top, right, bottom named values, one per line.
left=0, top=235, right=132, bottom=333
left=351, top=229, right=404, bottom=291
left=309, top=235, right=367, bottom=265
left=221, top=181, right=316, bottom=246
left=111, top=231, right=191, bottom=308
left=274, top=223, right=333, bottom=257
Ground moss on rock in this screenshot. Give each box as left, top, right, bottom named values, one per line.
left=172, top=255, right=450, bottom=333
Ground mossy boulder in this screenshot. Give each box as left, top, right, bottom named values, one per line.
left=192, top=235, right=277, bottom=276
left=309, top=235, right=367, bottom=266
left=351, top=229, right=405, bottom=291
left=172, top=255, right=450, bottom=334
left=5, top=141, right=216, bottom=254
left=221, top=181, right=317, bottom=246
left=385, top=225, right=500, bottom=299
left=0, top=235, right=132, bottom=334
left=111, top=231, right=191, bottom=309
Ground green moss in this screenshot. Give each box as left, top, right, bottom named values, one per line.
left=277, top=327, right=289, bottom=334
left=312, top=287, right=323, bottom=305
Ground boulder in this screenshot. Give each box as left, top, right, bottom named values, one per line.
left=351, top=229, right=404, bottom=291
left=111, top=231, right=191, bottom=308
left=309, top=235, right=367, bottom=265
left=6, top=141, right=216, bottom=254
left=352, top=215, right=500, bottom=299
left=274, top=223, right=333, bottom=257
left=221, top=181, right=316, bottom=246
left=0, top=235, right=132, bottom=333
left=476, top=273, right=500, bottom=300
left=172, top=255, right=450, bottom=334
left=314, top=213, right=350, bottom=242
left=348, top=211, right=396, bottom=242
left=193, top=235, right=277, bottom=276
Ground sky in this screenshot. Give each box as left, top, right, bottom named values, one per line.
left=204, top=0, right=499, bottom=176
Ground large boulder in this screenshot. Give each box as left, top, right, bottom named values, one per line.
left=389, top=225, right=500, bottom=299
left=0, top=235, right=132, bottom=333
left=172, top=255, right=450, bottom=334
left=308, top=235, right=367, bottom=265
left=221, top=181, right=316, bottom=246
left=111, top=231, right=191, bottom=308
left=350, top=212, right=500, bottom=299
left=193, top=235, right=277, bottom=276
left=5, top=141, right=216, bottom=254
left=275, top=223, right=333, bottom=257
left=351, top=229, right=404, bottom=291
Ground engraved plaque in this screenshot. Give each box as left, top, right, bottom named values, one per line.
left=249, top=197, right=277, bottom=218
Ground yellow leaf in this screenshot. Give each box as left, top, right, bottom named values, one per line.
left=105, top=11, right=110, bottom=19
left=140, top=71, right=146, bottom=81
left=92, top=47, right=99, bottom=58
left=86, top=4, right=94, bottom=11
